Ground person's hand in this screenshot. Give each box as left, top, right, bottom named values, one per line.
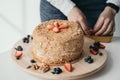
left=94, top=6, right=116, bottom=36
left=67, top=6, right=90, bottom=35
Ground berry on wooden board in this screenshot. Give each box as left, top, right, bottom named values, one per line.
left=64, top=63, right=72, bottom=72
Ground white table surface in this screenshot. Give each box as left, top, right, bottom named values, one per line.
left=0, top=37, right=120, bottom=80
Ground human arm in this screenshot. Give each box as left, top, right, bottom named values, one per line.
left=47, top=0, right=75, bottom=16
left=94, top=0, right=120, bottom=36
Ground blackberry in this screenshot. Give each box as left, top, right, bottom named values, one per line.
left=92, top=46, right=99, bottom=51
left=94, top=42, right=100, bottom=47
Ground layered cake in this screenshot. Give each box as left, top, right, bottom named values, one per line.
left=31, top=20, right=84, bottom=65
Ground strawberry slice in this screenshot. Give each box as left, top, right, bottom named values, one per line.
left=52, top=26, right=60, bottom=33
left=100, top=44, right=105, bottom=49
left=64, top=63, right=72, bottom=72
left=59, top=23, right=68, bottom=29
left=53, top=22, right=59, bottom=27
left=47, top=25, right=54, bottom=30
left=90, top=48, right=98, bottom=55
left=15, top=51, right=23, bottom=57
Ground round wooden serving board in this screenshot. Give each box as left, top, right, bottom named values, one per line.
left=11, top=36, right=107, bottom=80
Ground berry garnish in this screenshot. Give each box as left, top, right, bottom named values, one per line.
left=47, top=25, right=54, bottom=30
left=47, top=22, right=69, bottom=33
left=100, top=44, right=105, bottom=49
left=64, top=63, right=72, bottom=72
left=54, top=68, right=57, bottom=71
left=84, top=56, right=94, bottom=64
left=23, top=37, right=29, bottom=43
left=53, top=22, right=59, bottom=27
left=87, top=56, right=92, bottom=60
left=15, top=51, right=23, bottom=58
left=56, top=67, right=62, bottom=73
left=99, top=52, right=103, bottom=56
left=52, top=26, right=60, bottom=33
left=55, top=70, right=60, bottom=74
left=94, top=42, right=100, bottom=47
left=92, top=46, right=99, bottom=51
left=15, top=46, right=23, bottom=51
left=87, top=58, right=94, bottom=64
left=84, top=56, right=91, bottom=62
left=84, top=58, right=89, bottom=62
left=90, top=48, right=98, bottom=55
left=30, top=59, right=36, bottom=63
left=52, top=67, right=62, bottom=74
left=59, top=23, right=68, bottom=29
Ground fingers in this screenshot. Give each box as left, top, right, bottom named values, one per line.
left=78, top=18, right=90, bottom=35
left=67, top=6, right=90, bottom=35
left=94, top=18, right=110, bottom=36
left=102, top=21, right=114, bottom=35
left=109, top=22, right=115, bottom=35
left=94, top=17, right=104, bottom=32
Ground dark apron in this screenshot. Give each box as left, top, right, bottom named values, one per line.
left=40, top=0, right=106, bottom=28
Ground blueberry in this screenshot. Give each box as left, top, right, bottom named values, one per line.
left=87, top=59, right=94, bottom=64
left=30, top=59, right=36, bottom=63
left=53, top=67, right=62, bottom=74
left=56, top=67, right=60, bottom=70
left=87, top=56, right=92, bottom=60
left=17, top=46, right=23, bottom=51
left=56, top=67, right=62, bottom=72
left=92, top=46, right=99, bottom=51
left=84, top=56, right=91, bottom=62
left=99, top=52, right=103, bottom=56
left=54, top=68, right=57, bottom=71
left=23, top=37, right=29, bottom=43
left=84, top=58, right=89, bottom=62
left=94, top=42, right=100, bottom=47
left=55, top=70, right=60, bottom=74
